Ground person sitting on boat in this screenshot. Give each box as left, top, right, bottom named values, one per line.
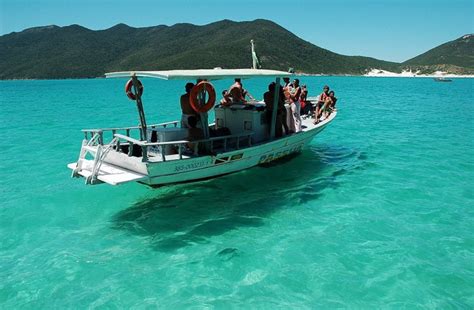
left=180, top=82, right=198, bottom=128
left=227, top=78, right=246, bottom=104
left=288, top=79, right=302, bottom=132
left=315, top=89, right=337, bottom=123
left=220, top=90, right=232, bottom=107
left=264, top=82, right=286, bottom=138
left=186, top=116, right=204, bottom=154
left=237, top=78, right=256, bottom=102
left=328, top=91, right=337, bottom=110
left=314, top=85, right=330, bottom=124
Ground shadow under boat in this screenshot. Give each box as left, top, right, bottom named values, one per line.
left=110, top=144, right=371, bottom=252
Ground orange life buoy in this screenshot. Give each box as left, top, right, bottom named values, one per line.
left=125, top=79, right=144, bottom=100
left=189, top=81, right=216, bottom=113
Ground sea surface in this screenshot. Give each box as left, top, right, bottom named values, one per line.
left=1, top=76, right=473, bottom=308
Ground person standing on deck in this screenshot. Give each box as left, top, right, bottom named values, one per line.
left=264, top=82, right=285, bottom=138
left=289, top=79, right=302, bottom=132
left=300, top=84, right=310, bottom=115
left=283, top=77, right=292, bottom=90
left=180, top=82, right=198, bottom=128
left=283, top=78, right=294, bottom=132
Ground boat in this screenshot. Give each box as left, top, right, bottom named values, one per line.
left=68, top=69, right=337, bottom=187
left=433, top=77, right=452, bottom=82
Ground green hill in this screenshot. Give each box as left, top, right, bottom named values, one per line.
left=0, top=20, right=471, bottom=79
left=0, top=19, right=400, bottom=79
left=402, top=34, right=474, bottom=74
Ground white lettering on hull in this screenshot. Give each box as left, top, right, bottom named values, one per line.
left=258, top=143, right=304, bottom=164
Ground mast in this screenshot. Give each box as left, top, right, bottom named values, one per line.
left=131, top=74, right=147, bottom=141
left=251, top=40, right=261, bottom=69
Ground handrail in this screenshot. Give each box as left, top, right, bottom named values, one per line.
left=81, top=121, right=179, bottom=133
left=114, top=131, right=253, bottom=162
left=114, top=132, right=253, bottom=147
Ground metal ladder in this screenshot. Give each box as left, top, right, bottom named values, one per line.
left=71, top=133, right=101, bottom=178
left=71, top=133, right=118, bottom=185
left=86, top=137, right=118, bottom=185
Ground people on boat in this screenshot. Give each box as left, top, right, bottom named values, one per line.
left=288, top=79, right=302, bottom=132
left=227, top=78, right=247, bottom=104
left=237, top=78, right=256, bottom=102
left=314, top=85, right=330, bottom=124
left=323, top=90, right=338, bottom=118
left=314, top=87, right=337, bottom=123
left=283, top=77, right=292, bottom=90
left=186, top=115, right=204, bottom=153
left=180, top=82, right=198, bottom=128
left=220, top=90, right=232, bottom=106
left=264, top=82, right=286, bottom=138
left=328, top=91, right=337, bottom=110
left=299, top=84, right=310, bottom=115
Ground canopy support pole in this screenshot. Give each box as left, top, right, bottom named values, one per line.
left=270, top=77, right=281, bottom=140
left=132, top=74, right=148, bottom=141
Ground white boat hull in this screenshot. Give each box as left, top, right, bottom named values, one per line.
left=68, top=112, right=336, bottom=186
left=143, top=114, right=334, bottom=186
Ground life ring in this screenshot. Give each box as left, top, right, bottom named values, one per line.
left=125, top=79, right=144, bottom=100
left=189, top=81, right=216, bottom=113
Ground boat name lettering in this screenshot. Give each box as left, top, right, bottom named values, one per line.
left=175, top=160, right=209, bottom=172
left=258, top=144, right=303, bottom=164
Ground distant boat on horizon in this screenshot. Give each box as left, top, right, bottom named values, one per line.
left=433, top=77, right=452, bottom=82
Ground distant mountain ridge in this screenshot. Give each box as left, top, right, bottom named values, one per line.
left=0, top=20, right=472, bottom=79
left=403, top=34, right=474, bottom=74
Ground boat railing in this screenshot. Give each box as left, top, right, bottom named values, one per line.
left=113, top=132, right=253, bottom=162
left=81, top=121, right=180, bottom=145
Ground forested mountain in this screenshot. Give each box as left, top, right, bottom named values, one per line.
left=0, top=20, right=471, bottom=79
left=403, top=34, right=474, bottom=74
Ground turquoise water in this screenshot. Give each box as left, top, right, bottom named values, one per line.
left=1, top=77, right=473, bottom=308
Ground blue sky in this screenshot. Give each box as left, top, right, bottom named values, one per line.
left=0, top=0, right=472, bottom=62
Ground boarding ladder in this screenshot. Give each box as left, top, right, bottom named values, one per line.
left=71, top=133, right=118, bottom=185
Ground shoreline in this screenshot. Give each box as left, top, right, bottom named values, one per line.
left=2, top=73, right=473, bottom=81
left=361, top=69, right=474, bottom=78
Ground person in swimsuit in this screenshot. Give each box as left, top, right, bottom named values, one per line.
left=236, top=78, right=256, bottom=102
left=180, top=82, right=198, bottom=128
left=186, top=116, right=204, bottom=153
left=299, top=84, right=310, bottom=115
left=314, top=85, right=330, bottom=124
left=316, top=89, right=337, bottom=122
left=227, top=78, right=246, bottom=104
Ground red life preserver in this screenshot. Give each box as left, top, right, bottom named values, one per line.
left=125, top=78, right=144, bottom=100
left=189, top=81, right=216, bottom=113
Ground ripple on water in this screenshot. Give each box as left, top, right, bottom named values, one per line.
left=1, top=77, right=473, bottom=307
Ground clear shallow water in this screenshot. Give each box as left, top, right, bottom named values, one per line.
left=0, top=77, right=473, bottom=308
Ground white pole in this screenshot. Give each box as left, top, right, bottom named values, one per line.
left=251, top=40, right=257, bottom=69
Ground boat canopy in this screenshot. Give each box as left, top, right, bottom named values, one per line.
left=105, top=68, right=291, bottom=81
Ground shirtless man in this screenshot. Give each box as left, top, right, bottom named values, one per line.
left=228, top=78, right=245, bottom=104
left=237, top=78, right=256, bottom=101
left=186, top=116, right=204, bottom=154
left=315, top=88, right=338, bottom=122
left=180, top=82, right=198, bottom=128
